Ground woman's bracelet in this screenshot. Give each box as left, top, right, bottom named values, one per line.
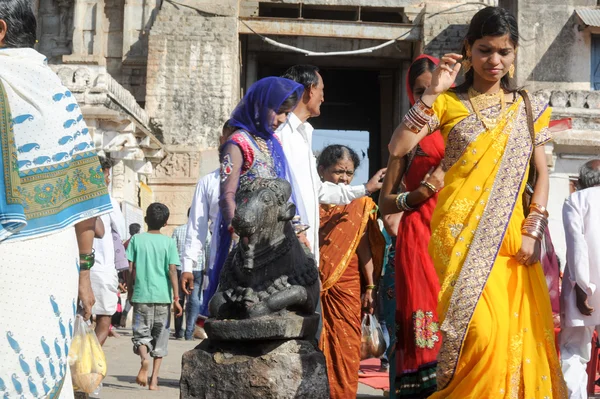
left=521, top=212, right=548, bottom=241
left=395, top=192, right=415, bottom=212
left=403, top=99, right=435, bottom=134
left=420, top=180, right=437, bottom=194
left=79, top=250, right=95, bottom=271
left=365, top=285, right=376, bottom=290
left=529, top=203, right=549, bottom=218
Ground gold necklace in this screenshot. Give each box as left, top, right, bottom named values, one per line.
left=468, top=87, right=506, bottom=130
left=254, top=136, right=269, bottom=155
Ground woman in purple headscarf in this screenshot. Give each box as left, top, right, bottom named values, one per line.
left=199, top=77, right=304, bottom=316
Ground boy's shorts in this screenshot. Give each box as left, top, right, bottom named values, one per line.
left=131, top=303, right=170, bottom=358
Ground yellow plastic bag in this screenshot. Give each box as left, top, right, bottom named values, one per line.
left=360, top=314, right=386, bottom=360
left=68, top=315, right=107, bottom=393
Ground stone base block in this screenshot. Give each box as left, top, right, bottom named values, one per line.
left=205, top=313, right=319, bottom=341
left=180, top=339, right=329, bottom=399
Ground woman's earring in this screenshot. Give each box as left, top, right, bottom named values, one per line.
left=508, top=64, right=515, bottom=79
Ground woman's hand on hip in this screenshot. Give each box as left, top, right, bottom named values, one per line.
left=516, top=235, right=541, bottom=266
left=423, top=53, right=462, bottom=101
left=423, top=165, right=445, bottom=193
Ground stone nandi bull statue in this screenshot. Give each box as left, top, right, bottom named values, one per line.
left=208, top=178, right=320, bottom=320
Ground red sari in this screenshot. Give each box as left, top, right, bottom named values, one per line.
left=394, top=131, right=445, bottom=398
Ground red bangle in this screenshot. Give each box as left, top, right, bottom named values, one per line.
left=228, top=225, right=235, bottom=235
left=173, top=296, right=180, bottom=302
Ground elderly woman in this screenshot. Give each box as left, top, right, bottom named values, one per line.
left=0, top=1, right=111, bottom=397
left=317, top=144, right=386, bottom=399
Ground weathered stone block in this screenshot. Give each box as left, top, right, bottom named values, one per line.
left=180, top=339, right=329, bottom=399
left=205, top=313, right=319, bottom=341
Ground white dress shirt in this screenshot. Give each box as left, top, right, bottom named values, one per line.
left=561, top=186, right=600, bottom=327
left=182, top=169, right=220, bottom=273
left=277, top=112, right=366, bottom=262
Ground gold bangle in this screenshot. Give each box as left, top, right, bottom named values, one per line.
left=365, top=285, right=376, bottom=290
left=529, top=203, right=549, bottom=218
left=420, top=180, right=437, bottom=193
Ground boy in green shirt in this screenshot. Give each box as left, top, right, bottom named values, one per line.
left=126, top=202, right=182, bottom=391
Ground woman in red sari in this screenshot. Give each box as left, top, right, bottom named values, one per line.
left=317, top=144, right=386, bottom=399
left=379, top=55, right=445, bottom=398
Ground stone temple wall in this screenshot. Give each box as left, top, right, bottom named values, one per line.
left=145, top=0, right=240, bottom=231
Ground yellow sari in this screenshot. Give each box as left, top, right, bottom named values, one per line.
left=427, top=92, right=567, bottom=398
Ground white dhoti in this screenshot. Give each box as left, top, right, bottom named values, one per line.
left=560, top=325, right=596, bottom=399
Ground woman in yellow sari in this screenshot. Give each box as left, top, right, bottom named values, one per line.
left=317, top=145, right=386, bottom=399
left=388, top=7, right=567, bottom=398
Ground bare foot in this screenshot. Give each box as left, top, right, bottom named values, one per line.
left=108, top=329, right=120, bottom=338
left=136, top=358, right=149, bottom=386
left=149, top=378, right=158, bottom=391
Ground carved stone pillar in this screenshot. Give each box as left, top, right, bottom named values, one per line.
left=63, top=0, right=105, bottom=64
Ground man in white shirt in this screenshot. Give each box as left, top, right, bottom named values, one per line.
left=279, top=65, right=385, bottom=263
left=180, top=121, right=236, bottom=319
left=91, top=157, right=127, bottom=346
left=560, top=159, right=600, bottom=399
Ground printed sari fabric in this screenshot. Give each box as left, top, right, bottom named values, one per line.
left=0, top=48, right=111, bottom=242
left=318, top=197, right=385, bottom=399
left=394, top=132, right=444, bottom=399
left=427, top=91, right=567, bottom=398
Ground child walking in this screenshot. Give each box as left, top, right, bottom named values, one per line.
left=126, top=203, right=182, bottom=390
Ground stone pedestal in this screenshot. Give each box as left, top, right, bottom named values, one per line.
left=180, top=339, right=329, bottom=399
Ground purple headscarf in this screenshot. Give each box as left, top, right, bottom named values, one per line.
left=228, top=77, right=304, bottom=179
left=199, top=77, right=303, bottom=318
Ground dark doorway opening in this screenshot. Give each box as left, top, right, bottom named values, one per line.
left=256, top=65, right=382, bottom=179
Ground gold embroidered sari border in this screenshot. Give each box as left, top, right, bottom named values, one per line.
left=321, top=199, right=372, bottom=291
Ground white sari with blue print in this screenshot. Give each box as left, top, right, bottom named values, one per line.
left=0, top=48, right=111, bottom=398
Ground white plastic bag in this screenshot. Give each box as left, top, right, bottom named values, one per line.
left=68, top=315, right=107, bottom=393
left=360, top=314, right=386, bottom=360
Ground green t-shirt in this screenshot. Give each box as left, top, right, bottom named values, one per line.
left=126, top=232, right=181, bottom=304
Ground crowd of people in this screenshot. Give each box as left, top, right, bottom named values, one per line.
left=2, top=1, right=600, bottom=399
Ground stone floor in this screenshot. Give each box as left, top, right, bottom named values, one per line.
left=91, top=327, right=385, bottom=398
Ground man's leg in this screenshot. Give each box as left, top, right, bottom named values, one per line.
left=95, top=315, right=112, bottom=346
left=174, top=270, right=185, bottom=339
left=560, top=325, right=594, bottom=399
left=185, top=271, right=203, bottom=340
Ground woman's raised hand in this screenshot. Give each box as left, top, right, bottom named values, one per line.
left=426, top=53, right=463, bottom=97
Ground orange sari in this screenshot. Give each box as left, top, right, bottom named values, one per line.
left=318, top=197, right=386, bottom=399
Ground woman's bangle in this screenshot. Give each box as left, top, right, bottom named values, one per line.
left=365, top=285, right=376, bottom=290
left=529, top=203, right=549, bottom=218
left=363, top=184, right=372, bottom=196
left=395, top=192, right=415, bottom=212
left=79, top=250, right=95, bottom=271
left=173, top=296, right=180, bottom=302
left=403, top=99, right=435, bottom=134
left=420, top=180, right=437, bottom=194
left=521, top=212, right=548, bottom=241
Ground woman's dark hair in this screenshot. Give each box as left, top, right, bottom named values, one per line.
left=408, top=58, right=437, bottom=93
left=98, top=156, right=114, bottom=172
left=145, top=203, right=170, bottom=230
left=0, top=0, right=37, bottom=48
left=282, top=65, right=320, bottom=90
left=317, top=144, right=361, bottom=170
left=277, top=91, right=299, bottom=113
left=455, top=6, right=519, bottom=93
